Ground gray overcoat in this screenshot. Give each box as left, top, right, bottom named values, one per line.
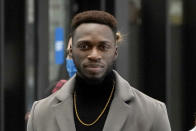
left=27, top=70, right=171, bottom=131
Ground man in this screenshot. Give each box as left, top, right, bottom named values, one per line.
left=27, top=10, right=171, bottom=131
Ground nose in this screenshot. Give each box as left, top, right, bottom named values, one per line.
left=87, top=48, right=101, bottom=61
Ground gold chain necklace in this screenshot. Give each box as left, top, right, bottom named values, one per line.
left=73, top=81, right=115, bottom=126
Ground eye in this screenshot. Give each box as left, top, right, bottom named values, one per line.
left=77, top=42, right=90, bottom=50
left=98, top=43, right=111, bottom=51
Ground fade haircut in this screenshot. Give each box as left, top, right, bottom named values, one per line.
left=71, top=10, right=118, bottom=35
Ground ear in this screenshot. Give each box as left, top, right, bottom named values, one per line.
left=69, top=46, right=73, bottom=57
left=114, top=46, right=118, bottom=60
left=67, top=37, right=72, bottom=49
left=67, top=37, right=73, bottom=58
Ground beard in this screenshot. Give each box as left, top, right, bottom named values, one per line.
left=76, top=61, right=116, bottom=85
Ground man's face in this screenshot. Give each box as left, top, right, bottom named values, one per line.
left=71, top=23, right=118, bottom=82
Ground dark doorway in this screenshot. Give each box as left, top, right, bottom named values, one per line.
left=3, top=0, right=25, bottom=130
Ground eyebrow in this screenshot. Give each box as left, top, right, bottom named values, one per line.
left=76, top=39, right=113, bottom=43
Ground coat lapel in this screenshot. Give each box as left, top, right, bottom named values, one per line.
left=53, top=96, right=76, bottom=131
left=103, top=71, right=135, bottom=131
left=53, top=76, right=76, bottom=131
left=103, top=96, right=130, bottom=131
left=52, top=71, right=134, bottom=131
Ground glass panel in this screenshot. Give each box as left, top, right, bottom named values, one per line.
left=169, top=0, right=183, bottom=25
left=49, top=0, right=70, bottom=83
left=128, top=0, right=142, bottom=25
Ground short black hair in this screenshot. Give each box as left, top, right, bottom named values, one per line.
left=71, top=10, right=118, bottom=34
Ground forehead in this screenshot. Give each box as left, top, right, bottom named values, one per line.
left=73, top=23, right=115, bottom=41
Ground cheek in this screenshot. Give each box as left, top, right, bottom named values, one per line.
left=72, top=51, right=85, bottom=64
left=103, top=53, right=116, bottom=64
left=105, top=50, right=117, bottom=59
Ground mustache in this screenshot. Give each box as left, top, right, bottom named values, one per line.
left=83, top=63, right=104, bottom=68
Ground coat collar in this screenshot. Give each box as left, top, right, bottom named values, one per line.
left=55, top=70, right=135, bottom=102
left=53, top=70, right=135, bottom=131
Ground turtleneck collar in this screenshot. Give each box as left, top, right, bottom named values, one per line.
left=74, top=71, right=115, bottom=101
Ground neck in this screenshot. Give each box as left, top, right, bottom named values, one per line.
left=74, top=71, right=115, bottom=101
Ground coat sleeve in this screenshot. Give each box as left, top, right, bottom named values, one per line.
left=27, top=101, right=39, bottom=131
left=151, top=102, right=171, bottom=131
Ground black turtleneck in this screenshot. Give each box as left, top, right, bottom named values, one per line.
left=73, top=71, right=115, bottom=131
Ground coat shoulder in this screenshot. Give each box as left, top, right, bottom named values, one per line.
left=126, top=87, right=171, bottom=131
left=131, top=87, right=165, bottom=107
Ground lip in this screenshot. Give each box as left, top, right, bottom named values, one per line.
left=86, top=67, right=103, bottom=72
left=84, top=63, right=104, bottom=68
left=84, top=64, right=104, bottom=73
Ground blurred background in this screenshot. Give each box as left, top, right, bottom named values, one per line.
left=0, top=0, right=196, bottom=130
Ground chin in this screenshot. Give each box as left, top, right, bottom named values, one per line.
left=87, top=75, right=104, bottom=81
left=84, top=75, right=105, bottom=84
